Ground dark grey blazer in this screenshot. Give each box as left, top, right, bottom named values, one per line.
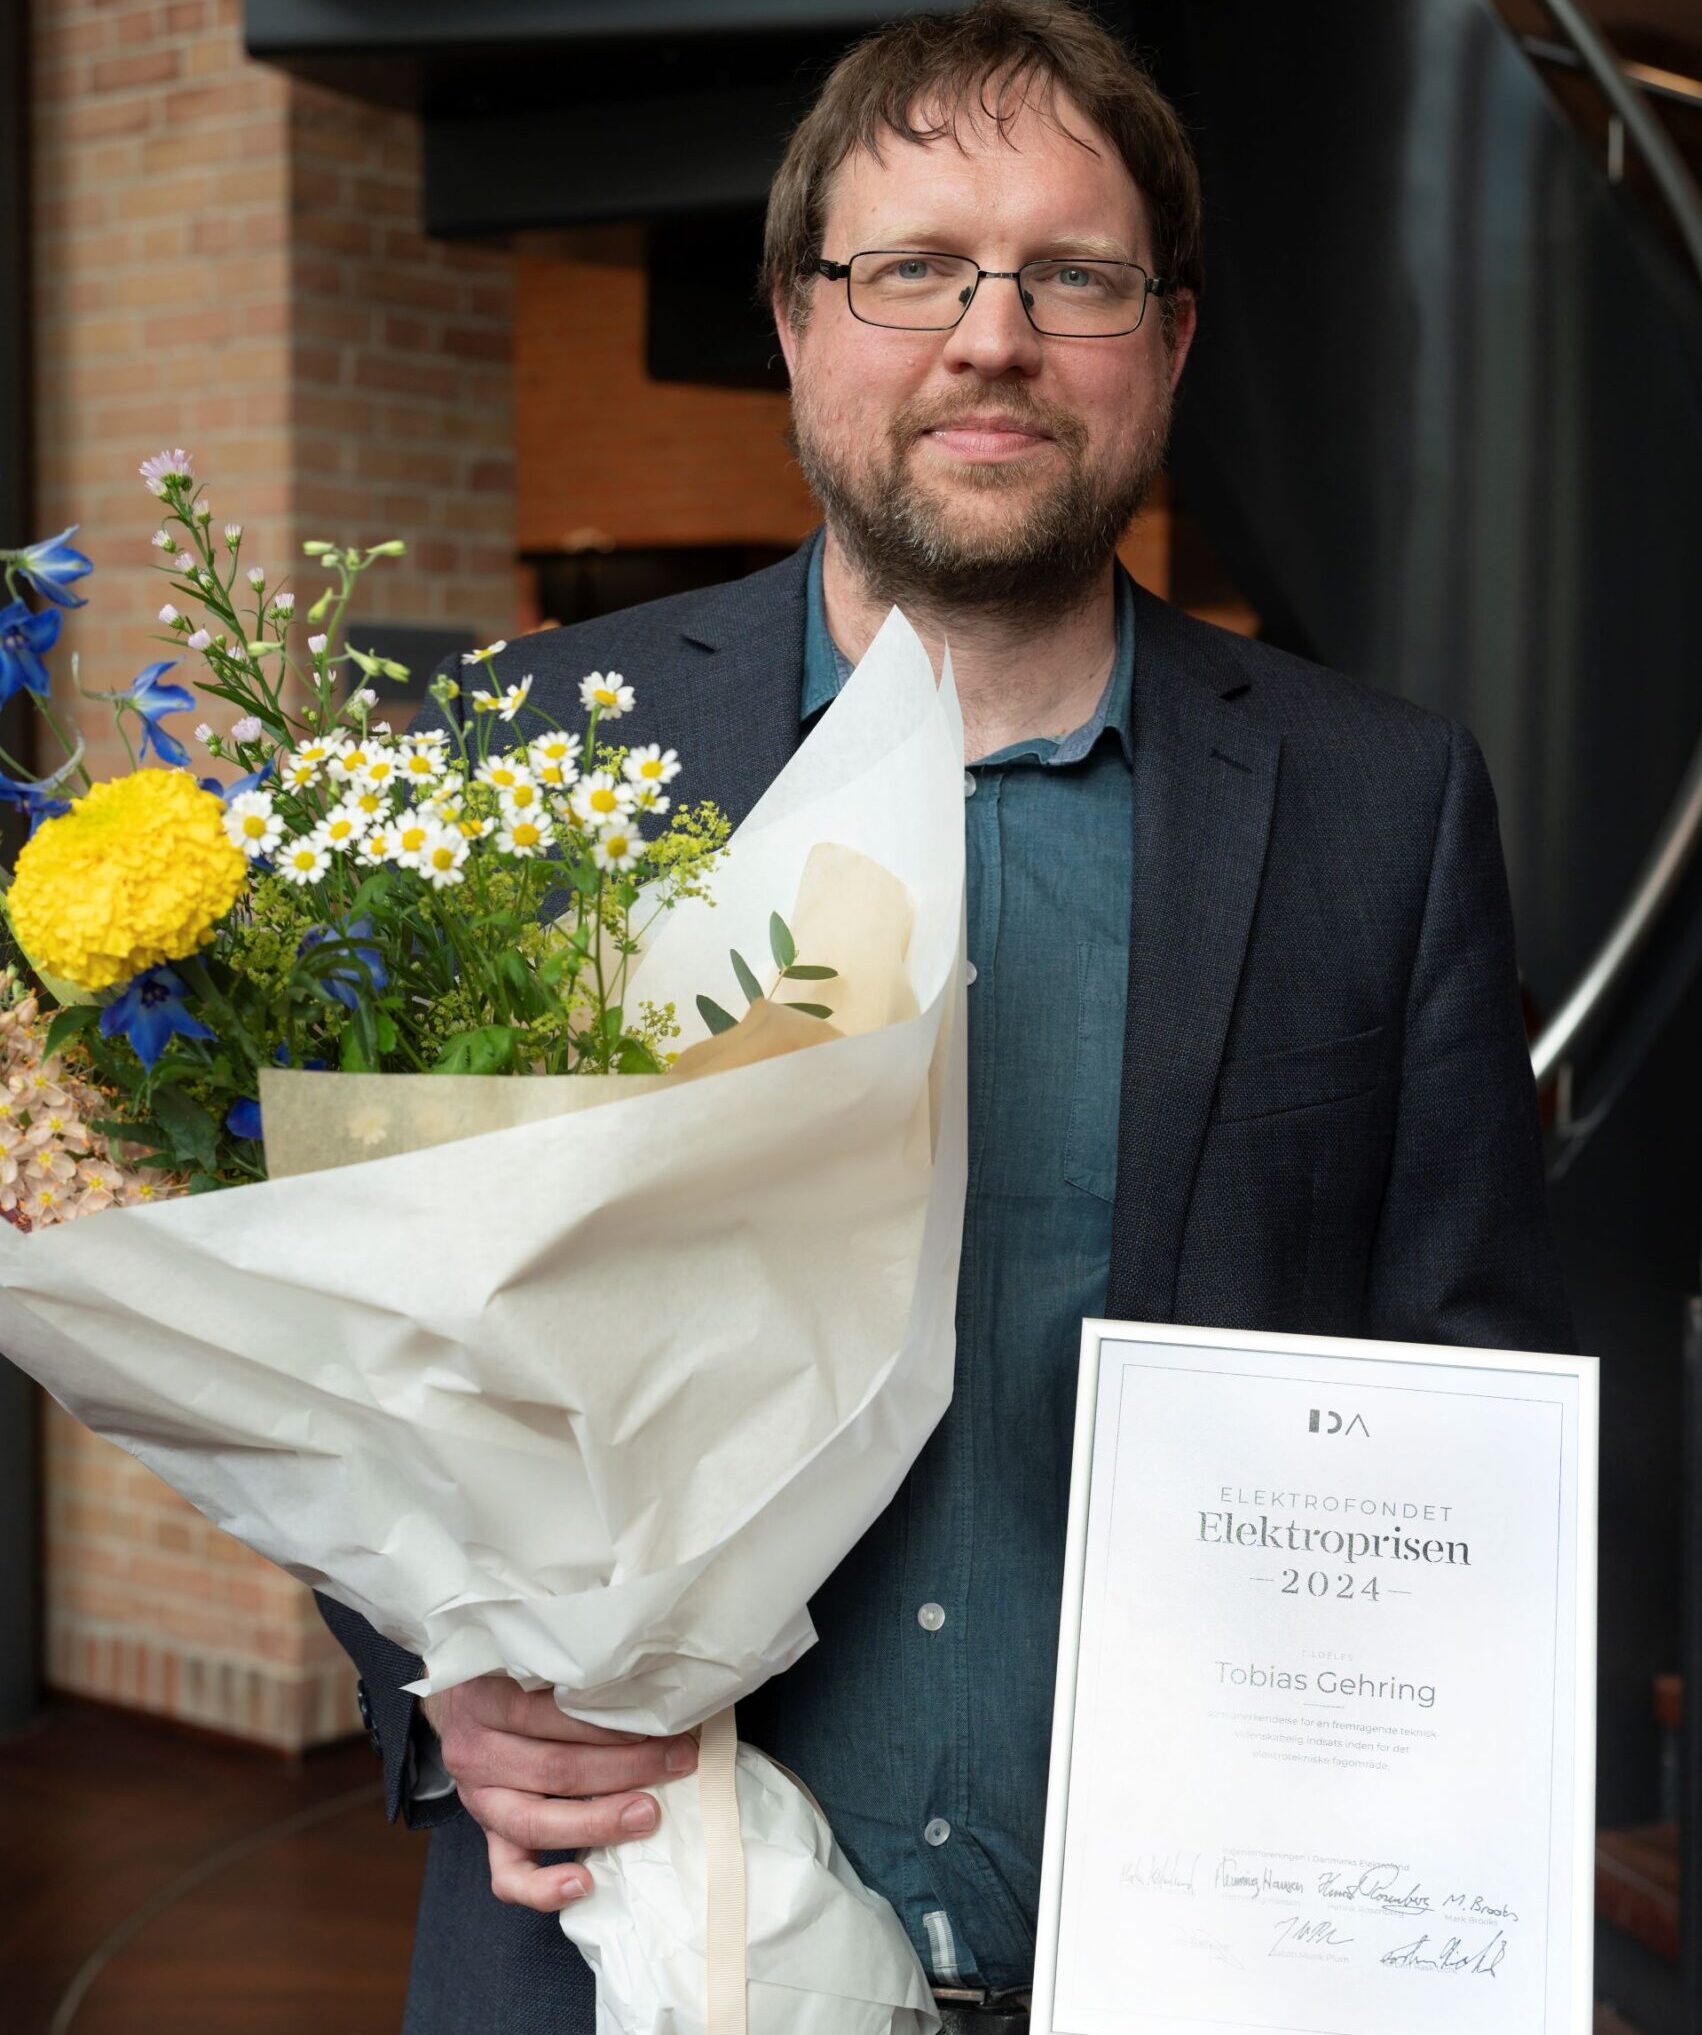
left=317, top=541, right=1574, bottom=2033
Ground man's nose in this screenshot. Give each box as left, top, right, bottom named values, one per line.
left=939, top=272, right=1044, bottom=377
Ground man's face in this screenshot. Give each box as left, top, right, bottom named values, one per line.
left=776, top=84, right=1195, bottom=619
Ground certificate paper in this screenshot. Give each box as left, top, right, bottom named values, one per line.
left=1032, top=1321, right=1598, bottom=2035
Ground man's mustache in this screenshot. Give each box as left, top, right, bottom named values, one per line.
left=890, top=394, right=1088, bottom=456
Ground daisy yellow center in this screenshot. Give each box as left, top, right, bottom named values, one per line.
left=429, top=846, right=455, bottom=870
left=513, top=823, right=541, bottom=847
left=241, top=814, right=267, bottom=838
left=590, top=788, right=618, bottom=814
left=400, top=826, right=427, bottom=850
left=639, top=760, right=663, bottom=779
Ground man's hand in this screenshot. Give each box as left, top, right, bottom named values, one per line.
left=421, top=1675, right=699, bottom=1912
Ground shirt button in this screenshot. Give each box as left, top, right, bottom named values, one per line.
left=964, top=962, right=978, bottom=986
left=963, top=771, right=977, bottom=798
left=917, top=1602, right=946, bottom=1631
left=925, top=1817, right=952, bottom=1847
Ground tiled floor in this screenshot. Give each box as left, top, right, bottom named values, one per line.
left=0, top=1696, right=1660, bottom=2033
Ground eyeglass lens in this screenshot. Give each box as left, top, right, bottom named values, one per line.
left=846, top=252, right=1149, bottom=335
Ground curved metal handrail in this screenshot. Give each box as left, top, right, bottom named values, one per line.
left=1523, top=0, right=1702, bottom=1085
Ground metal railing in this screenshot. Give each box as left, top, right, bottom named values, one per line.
left=1519, top=0, right=1702, bottom=1087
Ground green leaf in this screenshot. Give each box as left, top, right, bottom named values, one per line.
left=374, top=1010, right=399, bottom=1055
left=616, top=1037, right=665, bottom=1075
left=730, top=949, right=764, bottom=1007
left=781, top=964, right=838, bottom=980
left=784, top=1002, right=834, bottom=1021
left=151, top=1086, right=219, bottom=1173
left=434, top=1025, right=518, bottom=1075
left=339, top=1024, right=373, bottom=1073
left=44, top=1004, right=100, bottom=1058
left=696, top=995, right=738, bottom=1037
left=769, top=913, right=797, bottom=970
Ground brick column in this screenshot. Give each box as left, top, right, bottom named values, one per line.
left=28, top=0, right=515, bottom=1748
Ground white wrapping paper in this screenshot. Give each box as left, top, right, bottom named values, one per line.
left=0, top=609, right=965, bottom=2034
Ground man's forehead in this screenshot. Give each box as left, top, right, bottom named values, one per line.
left=822, top=84, right=1147, bottom=244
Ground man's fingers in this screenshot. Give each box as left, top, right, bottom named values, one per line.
left=483, top=1828, right=593, bottom=1914
left=450, top=1726, right=695, bottom=1799
left=463, top=1677, right=651, bottom=1744
left=464, top=1783, right=663, bottom=1857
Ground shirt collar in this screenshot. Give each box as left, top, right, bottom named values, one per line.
left=800, top=526, right=1136, bottom=768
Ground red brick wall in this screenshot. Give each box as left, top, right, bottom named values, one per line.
left=29, top=0, right=517, bottom=1748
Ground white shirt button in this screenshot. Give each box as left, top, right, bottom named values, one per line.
left=963, top=771, right=977, bottom=798
left=925, top=1818, right=952, bottom=1847
left=964, top=962, right=978, bottom=986
left=918, top=1601, right=946, bottom=1631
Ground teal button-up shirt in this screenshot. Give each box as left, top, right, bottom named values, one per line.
left=757, top=535, right=1135, bottom=1992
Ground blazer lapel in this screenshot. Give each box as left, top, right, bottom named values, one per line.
left=668, top=545, right=812, bottom=827
left=1107, top=592, right=1282, bottom=1323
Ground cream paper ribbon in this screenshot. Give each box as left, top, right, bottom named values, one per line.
left=698, top=1706, right=748, bottom=2035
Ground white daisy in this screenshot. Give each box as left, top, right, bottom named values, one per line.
left=326, top=742, right=374, bottom=782
left=579, top=671, right=636, bottom=719
left=461, top=640, right=507, bottom=665
left=569, top=771, right=635, bottom=829
left=494, top=815, right=553, bottom=858
left=347, top=785, right=391, bottom=821
left=223, top=791, right=282, bottom=860
left=312, top=802, right=367, bottom=854
left=475, top=755, right=534, bottom=798
left=417, top=822, right=470, bottom=889
left=497, top=778, right=545, bottom=817
left=281, top=755, right=320, bottom=792
left=357, top=826, right=397, bottom=865
left=591, top=822, right=643, bottom=872
left=279, top=838, right=331, bottom=886
left=496, top=677, right=533, bottom=721
left=357, top=751, right=402, bottom=793
left=622, top=744, right=680, bottom=789
left=392, top=813, right=436, bottom=867
left=529, top=730, right=582, bottom=772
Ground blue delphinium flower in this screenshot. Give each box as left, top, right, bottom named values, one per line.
left=124, top=659, right=197, bottom=769
left=225, top=1097, right=263, bottom=1141
left=298, top=913, right=389, bottom=1011
left=10, top=526, right=93, bottom=609
left=0, top=765, right=73, bottom=834
left=99, top=965, right=216, bottom=1070
left=200, top=758, right=276, bottom=803
left=0, top=598, right=62, bottom=705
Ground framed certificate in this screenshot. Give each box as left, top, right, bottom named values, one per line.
left=1032, top=1320, right=1598, bottom=2035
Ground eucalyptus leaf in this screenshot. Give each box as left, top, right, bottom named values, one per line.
left=781, top=964, right=838, bottom=980
left=784, top=1002, right=834, bottom=1021
left=730, top=949, right=764, bottom=1007
left=696, top=995, right=738, bottom=1037
left=769, top=913, right=796, bottom=970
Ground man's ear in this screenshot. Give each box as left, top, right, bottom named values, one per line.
left=772, top=284, right=801, bottom=381
left=1166, top=288, right=1198, bottom=390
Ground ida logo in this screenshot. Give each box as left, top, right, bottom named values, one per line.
left=1309, top=1408, right=1371, bottom=1437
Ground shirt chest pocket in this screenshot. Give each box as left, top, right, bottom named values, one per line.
left=1063, top=941, right=1129, bottom=1203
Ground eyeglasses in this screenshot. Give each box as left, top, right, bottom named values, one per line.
left=804, top=249, right=1170, bottom=337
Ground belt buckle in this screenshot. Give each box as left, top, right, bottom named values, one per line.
left=933, top=1988, right=991, bottom=2006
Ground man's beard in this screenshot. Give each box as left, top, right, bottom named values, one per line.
left=788, top=379, right=1171, bottom=623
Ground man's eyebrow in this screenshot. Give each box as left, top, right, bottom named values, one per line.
left=855, top=230, right=1141, bottom=263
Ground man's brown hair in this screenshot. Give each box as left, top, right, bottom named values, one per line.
left=762, top=0, right=1203, bottom=341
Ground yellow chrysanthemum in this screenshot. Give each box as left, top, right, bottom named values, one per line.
left=8, top=771, right=247, bottom=992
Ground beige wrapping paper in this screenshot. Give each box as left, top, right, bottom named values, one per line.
left=0, top=607, right=965, bottom=2035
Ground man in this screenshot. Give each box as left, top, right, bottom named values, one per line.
left=318, top=5, right=1573, bottom=2030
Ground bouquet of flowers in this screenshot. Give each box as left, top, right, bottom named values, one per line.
left=0, top=454, right=967, bottom=2034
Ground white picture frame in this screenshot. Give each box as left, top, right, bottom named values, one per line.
left=1030, top=1318, right=1599, bottom=2035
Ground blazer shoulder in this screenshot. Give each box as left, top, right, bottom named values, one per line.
left=483, top=546, right=813, bottom=690
left=1142, top=592, right=1463, bottom=795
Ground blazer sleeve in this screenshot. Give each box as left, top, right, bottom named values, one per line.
left=1361, top=719, right=1577, bottom=1354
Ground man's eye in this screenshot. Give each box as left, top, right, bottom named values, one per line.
left=891, top=258, right=936, bottom=281
left=1054, top=266, right=1105, bottom=291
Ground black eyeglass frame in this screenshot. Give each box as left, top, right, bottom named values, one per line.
left=804, top=248, right=1171, bottom=337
